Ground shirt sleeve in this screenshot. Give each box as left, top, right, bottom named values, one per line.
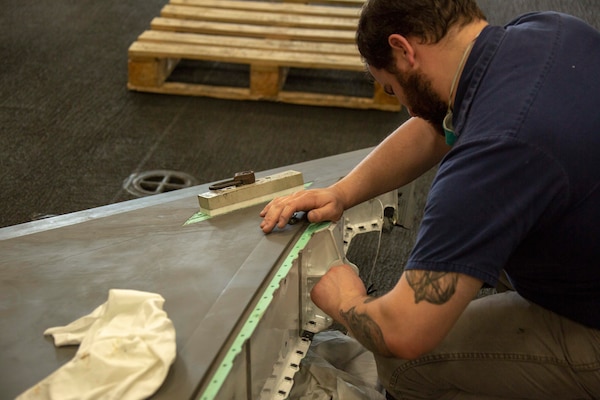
left=405, top=135, right=568, bottom=286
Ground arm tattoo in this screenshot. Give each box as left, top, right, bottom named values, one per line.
left=339, top=301, right=393, bottom=357
left=405, top=270, right=458, bottom=305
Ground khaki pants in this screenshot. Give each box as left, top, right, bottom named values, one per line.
left=375, top=292, right=600, bottom=399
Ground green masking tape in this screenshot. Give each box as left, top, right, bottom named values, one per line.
left=198, top=220, right=330, bottom=400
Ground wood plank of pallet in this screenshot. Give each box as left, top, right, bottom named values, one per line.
left=160, top=5, right=358, bottom=30
left=129, top=80, right=252, bottom=100
left=283, top=0, right=365, bottom=6
left=127, top=81, right=399, bottom=111
left=278, top=90, right=400, bottom=111
left=129, top=41, right=362, bottom=70
left=150, top=17, right=357, bottom=43
left=128, top=57, right=180, bottom=87
left=169, top=0, right=361, bottom=18
left=137, top=31, right=359, bottom=56
left=250, top=65, right=287, bottom=97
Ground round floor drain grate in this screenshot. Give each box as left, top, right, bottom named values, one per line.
left=124, top=170, right=198, bottom=197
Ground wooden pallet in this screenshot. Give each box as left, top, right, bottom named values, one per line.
left=127, top=0, right=400, bottom=111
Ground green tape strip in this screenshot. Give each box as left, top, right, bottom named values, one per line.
left=198, top=220, right=330, bottom=400
left=183, top=211, right=211, bottom=226
left=184, top=182, right=314, bottom=226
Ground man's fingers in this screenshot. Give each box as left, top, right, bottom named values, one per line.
left=276, top=204, right=298, bottom=229
left=259, top=205, right=269, bottom=217
left=260, top=219, right=273, bottom=233
left=260, top=197, right=298, bottom=233
left=260, top=189, right=339, bottom=233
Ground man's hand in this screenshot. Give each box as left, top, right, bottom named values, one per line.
left=259, top=187, right=346, bottom=233
left=310, top=264, right=394, bottom=356
left=310, top=264, right=368, bottom=325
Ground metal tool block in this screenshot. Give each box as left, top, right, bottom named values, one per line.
left=198, top=170, right=305, bottom=216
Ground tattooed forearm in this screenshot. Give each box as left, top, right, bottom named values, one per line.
left=339, top=305, right=393, bottom=357
left=405, top=270, right=458, bottom=305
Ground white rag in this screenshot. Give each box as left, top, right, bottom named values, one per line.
left=17, top=289, right=176, bottom=400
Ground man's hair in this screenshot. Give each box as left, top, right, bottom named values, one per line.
left=356, top=0, right=487, bottom=70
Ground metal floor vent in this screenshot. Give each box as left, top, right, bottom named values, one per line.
left=124, top=170, right=198, bottom=197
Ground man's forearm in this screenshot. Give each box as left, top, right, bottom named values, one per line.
left=339, top=297, right=395, bottom=357
left=332, top=118, right=449, bottom=210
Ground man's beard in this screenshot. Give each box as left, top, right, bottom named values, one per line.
left=394, top=68, right=447, bottom=134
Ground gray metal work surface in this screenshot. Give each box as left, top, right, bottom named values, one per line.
left=0, top=149, right=370, bottom=400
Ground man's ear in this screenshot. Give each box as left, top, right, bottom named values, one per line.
left=388, top=34, right=416, bottom=67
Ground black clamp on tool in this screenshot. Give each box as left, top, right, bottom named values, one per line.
left=209, top=170, right=256, bottom=190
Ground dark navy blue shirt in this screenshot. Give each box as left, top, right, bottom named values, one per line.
left=406, top=12, right=600, bottom=329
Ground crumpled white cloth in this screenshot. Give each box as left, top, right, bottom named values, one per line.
left=17, top=289, right=176, bottom=400
left=289, top=330, right=386, bottom=400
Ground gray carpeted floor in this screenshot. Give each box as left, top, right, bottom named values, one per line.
left=2, top=0, right=598, bottom=229
left=0, top=0, right=405, bottom=228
